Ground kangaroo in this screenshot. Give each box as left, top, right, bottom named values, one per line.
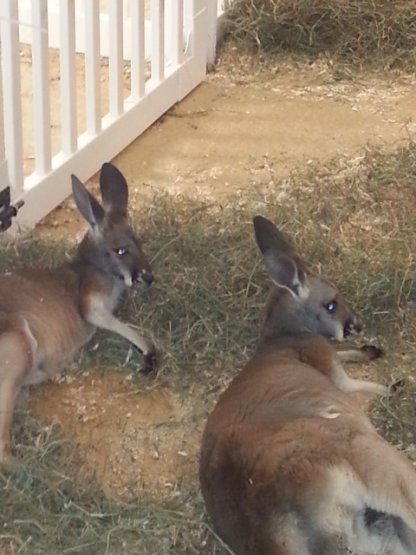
left=0, top=162, right=156, bottom=464
left=199, top=216, right=416, bottom=555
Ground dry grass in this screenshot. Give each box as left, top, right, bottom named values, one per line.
left=225, top=0, right=416, bottom=70
left=1, top=141, right=416, bottom=553
left=1, top=416, right=214, bottom=554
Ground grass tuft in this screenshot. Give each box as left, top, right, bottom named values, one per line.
left=224, top=0, right=416, bottom=70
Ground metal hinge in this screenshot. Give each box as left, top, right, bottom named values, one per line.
left=0, top=187, right=24, bottom=232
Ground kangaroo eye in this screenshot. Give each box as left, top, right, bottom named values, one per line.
left=114, top=247, right=128, bottom=256
left=325, top=300, right=337, bottom=313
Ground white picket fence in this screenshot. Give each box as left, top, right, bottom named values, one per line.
left=0, top=0, right=229, bottom=231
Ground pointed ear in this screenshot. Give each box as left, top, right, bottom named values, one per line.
left=262, top=253, right=307, bottom=298
left=99, top=162, right=128, bottom=219
left=253, top=216, right=296, bottom=258
left=253, top=216, right=308, bottom=298
left=71, top=174, right=105, bottom=232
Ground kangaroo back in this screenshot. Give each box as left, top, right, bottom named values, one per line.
left=199, top=216, right=416, bottom=555
left=0, top=163, right=156, bottom=465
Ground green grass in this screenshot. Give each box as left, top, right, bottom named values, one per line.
left=1, top=141, right=416, bottom=553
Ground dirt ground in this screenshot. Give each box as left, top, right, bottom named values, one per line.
left=25, top=48, right=416, bottom=502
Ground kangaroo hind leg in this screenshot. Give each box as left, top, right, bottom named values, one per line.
left=346, top=435, right=416, bottom=555
left=0, top=328, right=33, bottom=465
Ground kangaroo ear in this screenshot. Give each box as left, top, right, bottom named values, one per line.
left=253, top=216, right=308, bottom=299
left=71, top=174, right=105, bottom=233
left=253, top=216, right=297, bottom=258
left=99, top=162, right=128, bottom=218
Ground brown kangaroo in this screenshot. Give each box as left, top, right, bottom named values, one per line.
left=0, top=162, right=156, bottom=464
left=200, top=216, right=416, bottom=555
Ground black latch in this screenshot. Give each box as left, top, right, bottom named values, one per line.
left=0, top=186, right=24, bottom=232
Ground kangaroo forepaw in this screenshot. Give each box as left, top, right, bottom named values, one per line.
left=360, top=345, right=383, bottom=361
left=141, top=351, right=157, bottom=376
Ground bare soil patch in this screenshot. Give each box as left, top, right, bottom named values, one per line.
left=29, top=369, right=205, bottom=502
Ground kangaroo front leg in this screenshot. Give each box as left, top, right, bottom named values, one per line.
left=331, top=360, right=388, bottom=396
left=105, top=316, right=156, bottom=372
left=336, top=344, right=382, bottom=364
left=86, top=306, right=156, bottom=374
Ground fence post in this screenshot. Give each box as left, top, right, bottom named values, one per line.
left=31, top=0, right=52, bottom=175
left=0, top=0, right=24, bottom=193
left=206, top=0, right=218, bottom=69
left=165, top=0, right=184, bottom=68
left=150, top=0, right=165, bottom=84
left=0, top=42, right=9, bottom=191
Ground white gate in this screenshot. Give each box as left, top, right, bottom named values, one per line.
left=0, top=0, right=225, bottom=232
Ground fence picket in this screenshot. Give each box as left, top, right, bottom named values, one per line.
left=130, top=1, right=145, bottom=101
left=0, top=43, right=7, bottom=188
left=59, top=0, right=77, bottom=155
left=0, top=0, right=216, bottom=231
left=84, top=0, right=101, bottom=135
left=168, top=0, right=184, bottom=68
left=0, top=0, right=24, bottom=193
left=151, top=0, right=165, bottom=85
left=32, top=0, right=51, bottom=175
left=108, top=0, right=123, bottom=118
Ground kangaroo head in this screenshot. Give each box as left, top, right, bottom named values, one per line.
left=71, top=163, right=153, bottom=288
left=253, top=215, right=360, bottom=342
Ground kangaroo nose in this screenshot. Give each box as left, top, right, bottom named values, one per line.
left=141, top=269, right=153, bottom=286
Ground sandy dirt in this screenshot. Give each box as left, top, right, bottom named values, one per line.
left=24, top=48, right=416, bottom=501
left=30, top=369, right=204, bottom=501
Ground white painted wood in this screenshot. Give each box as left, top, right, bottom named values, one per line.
left=0, top=0, right=24, bottom=194
left=32, top=0, right=52, bottom=175
left=59, top=0, right=77, bottom=155
left=166, top=0, right=184, bottom=68
left=18, top=0, right=153, bottom=61
left=207, top=0, right=218, bottom=69
left=2, top=0, right=217, bottom=232
left=14, top=53, right=199, bottom=230
left=122, top=0, right=131, bottom=18
left=179, top=0, right=208, bottom=98
left=84, top=0, right=101, bottom=135
left=108, top=0, right=124, bottom=118
left=130, top=1, right=146, bottom=100
left=0, top=63, right=4, bottom=167
left=150, top=0, right=165, bottom=84
left=17, top=0, right=231, bottom=64
left=0, top=54, right=9, bottom=189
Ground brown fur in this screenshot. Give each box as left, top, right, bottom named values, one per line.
left=199, top=216, right=416, bottom=555
left=0, top=163, right=156, bottom=464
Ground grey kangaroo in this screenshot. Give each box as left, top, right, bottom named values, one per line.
left=200, top=216, right=416, bottom=555
left=0, top=162, right=156, bottom=464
